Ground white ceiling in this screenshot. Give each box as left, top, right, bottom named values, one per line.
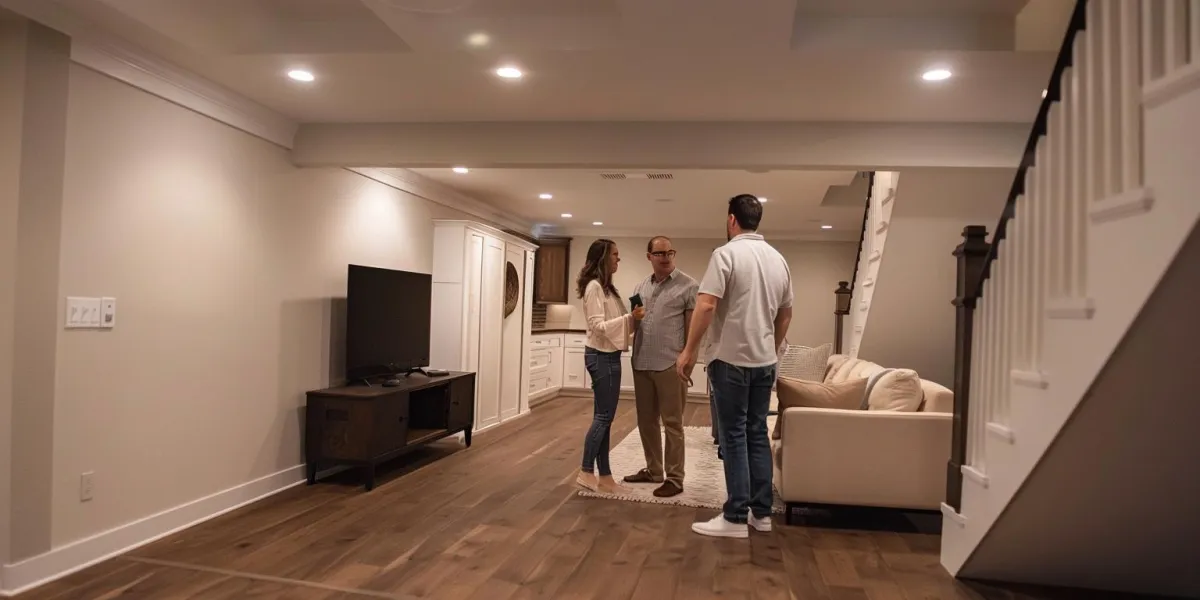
left=404, top=168, right=866, bottom=239
left=28, top=0, right=1055, bottom=123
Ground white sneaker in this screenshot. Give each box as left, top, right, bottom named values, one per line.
left=749, top=514, right=772, bottom=532
left=691, top=515, right=749, bottom=538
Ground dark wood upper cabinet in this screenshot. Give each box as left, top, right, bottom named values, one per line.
left=533, top=237, right=571, bottom=304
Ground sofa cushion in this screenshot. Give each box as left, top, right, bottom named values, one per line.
left=826, top=356, right=885, bottom=384
left=919, top=380, right=954, bottom=413
left=772, top=376, right=868, bottom=439
left=778, top=343, right=832, bottom=382
left=865, top=369, right=924, bottom=412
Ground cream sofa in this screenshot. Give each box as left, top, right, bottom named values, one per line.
left=770, top=354, right=953, bottom=516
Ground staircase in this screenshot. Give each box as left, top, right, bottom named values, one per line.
left=940, top=0, right=1200, bottom=595
left=844, top=171, right=898, bottom=357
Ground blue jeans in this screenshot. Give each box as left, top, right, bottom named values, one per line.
left=708, top=359, right=775, bottom=523
left=582, top=347, right=622, bottom=476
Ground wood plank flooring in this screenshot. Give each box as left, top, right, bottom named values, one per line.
left=14, top=398, right=1155, bottom=600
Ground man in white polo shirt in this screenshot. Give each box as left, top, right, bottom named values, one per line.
left=677, top=194, right=793, bottom=538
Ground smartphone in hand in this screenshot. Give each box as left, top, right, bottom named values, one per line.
left=629, top=293, right=643, bottom=309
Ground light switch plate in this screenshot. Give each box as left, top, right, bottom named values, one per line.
left=65, top=297, right=103, bottom=329
left=100, top=297, right=116, bottom=329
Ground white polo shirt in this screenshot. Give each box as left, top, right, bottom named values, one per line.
left=697, top=233, right=793, bottom=368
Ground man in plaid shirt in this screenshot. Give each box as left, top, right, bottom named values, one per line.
left=623, top=236, right=698, bottom=498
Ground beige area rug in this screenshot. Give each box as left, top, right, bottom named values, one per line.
left=577, top=419, right=785, bottom=514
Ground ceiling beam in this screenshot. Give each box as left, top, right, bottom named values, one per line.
left=292, top=121, right=1030, bottom=171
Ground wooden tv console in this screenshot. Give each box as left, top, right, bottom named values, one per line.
left=305, top=372, right=476, bottom=491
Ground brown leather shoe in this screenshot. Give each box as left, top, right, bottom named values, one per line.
left=653, top=481, right=683, bottom=497
left=623, top=469, right=663, bottom=484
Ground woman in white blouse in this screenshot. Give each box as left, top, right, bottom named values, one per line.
left=576, top=239, right=645, bottom=493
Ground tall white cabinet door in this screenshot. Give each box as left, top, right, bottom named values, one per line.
left=499, top=245, right=525, bottom=421
left=463, top=235, right=484, bottom=379
left=477, top=237, right=505, bottom=430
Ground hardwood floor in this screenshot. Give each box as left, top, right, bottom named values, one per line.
left=14, top=398, right=1154, bottom=600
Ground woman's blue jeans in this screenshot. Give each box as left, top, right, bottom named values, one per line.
left=581, top=347, right=622, bottom=476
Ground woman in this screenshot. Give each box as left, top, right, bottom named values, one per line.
left=577, top=239, right=645, bottom=493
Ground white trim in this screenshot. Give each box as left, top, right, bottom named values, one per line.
left=1089, top=187, right=1155, bottom=224
left=70, top=40, right=298, bottom=149
left=961, top=465, right=990, bottom=488
left=875, top=221, right=889, bottom=235
left=1046, top=297, right=1096, bottom=320
left=862, top=278, right=875, bottom=287
left=1143, top=62, right=1200, bottom=109
left=868, top=250, right=882, bottom=263
left=1011, top=369, right=1050, bottom=389
left=940, top=502, right=967, bottom=527
left=546, top=226, right=859, bottom=243
left=351, top=168, right=535, bottom=238
left=986, top=422, right=1016, bottom=444
left=0, top=465, right=309, bottom=597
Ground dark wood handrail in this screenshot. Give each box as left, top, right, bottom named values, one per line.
left=970, top=0, right=1088, bottom=298
left=847, top=171, right=876, bottom=300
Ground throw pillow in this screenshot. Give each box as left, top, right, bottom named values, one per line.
left=777, top=343, right=833, bottom=382
left=865, top=369, right=924, bottom=412
left=772, top=376, right=868, bottom=439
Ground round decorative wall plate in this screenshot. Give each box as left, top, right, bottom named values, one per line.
left=504, top=261, right=520, bottom=317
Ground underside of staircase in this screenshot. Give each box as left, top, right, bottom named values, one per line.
left=939, top=1, right=1200, bottom=596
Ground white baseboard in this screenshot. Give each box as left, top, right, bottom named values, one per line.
left=0, top=464, right=308, bottom=597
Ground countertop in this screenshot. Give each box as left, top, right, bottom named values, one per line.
left=531, top=328, right=586, bottom=334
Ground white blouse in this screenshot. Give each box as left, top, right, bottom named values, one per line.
left=582, top=279, right=631, bottom=352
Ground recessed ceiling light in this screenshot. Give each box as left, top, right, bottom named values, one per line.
left=758, top=197, right=769, bottom=203
left=539, top=193, right=553, bottom=200
left=921, top=68, right=952, bottom=82
left=466, top=32, right=490, bottom=47
left=1041, top=88, right=1048, bottom=98
left=287, top=69, right=315, bottom=82
left=821, top=225, right=834, bottom=230
left=561, top=213, right=573, bottom=218
left=495, top=66, right=523, bottom=79
left=452, top=166, right=469, bottom=174
left=592, top=221, right=603, bottom=226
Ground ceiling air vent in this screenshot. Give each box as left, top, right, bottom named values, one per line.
left=599, top=173, right=627, bottom=180
left=645, top=173, right=674, bottom=180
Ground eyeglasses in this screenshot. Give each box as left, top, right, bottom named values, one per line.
left=649, top=250, right=677, bottom=258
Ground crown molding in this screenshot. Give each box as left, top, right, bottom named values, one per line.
left=0, top=0, right=297, bottom=149
left=350, top=168, right=536, bottom=237
left=544, top=225, right=860, bottom=243
left=70, top=40, right=298, bottom=149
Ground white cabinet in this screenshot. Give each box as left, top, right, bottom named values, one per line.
left=620, top=352, right=635, bottom=392
left=431, top=221, right=537, bottom=433
left=564, top=348, right=587, bottom=389
left=529, top=333, right=565, bottom=400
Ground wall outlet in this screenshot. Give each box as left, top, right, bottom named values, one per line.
left=80, top=471, right=95, bottom=502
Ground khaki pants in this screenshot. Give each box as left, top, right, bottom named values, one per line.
left=632, top=367, right=686, bottom=486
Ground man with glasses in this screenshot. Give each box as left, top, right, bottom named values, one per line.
left=623, top=236, right=698, bottom=497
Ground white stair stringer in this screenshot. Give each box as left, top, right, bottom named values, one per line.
left=940, top=64, right=1200, bottom=577
left=845, top=171, right=897, bottom=358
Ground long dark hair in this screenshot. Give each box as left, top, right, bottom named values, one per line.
left=576, top=238, right=619, bottom=299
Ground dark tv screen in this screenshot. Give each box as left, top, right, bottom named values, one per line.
left=345, top=265, right=432, bottom=380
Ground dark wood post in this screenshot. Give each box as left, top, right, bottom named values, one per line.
left=946, top=226, right=990, bottom=512
left=833, top=281, right=852, bottom=354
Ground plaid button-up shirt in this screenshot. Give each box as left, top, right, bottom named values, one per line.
left=631, top=269, right=698, bottom=372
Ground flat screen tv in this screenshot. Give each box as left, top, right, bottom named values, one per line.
left=345, top=265, right=432, bottom=381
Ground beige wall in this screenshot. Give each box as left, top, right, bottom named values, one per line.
left=858, top=168, right=1011, bottom=387
left=561, top=236, right=858, bottom=348
left=1, top=18, right=71, bottom=563
left=47, top=64, right=486, bottom=546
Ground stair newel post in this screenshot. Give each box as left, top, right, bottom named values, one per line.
left=947, top=225, right=991, bottom=511
left=833, top=281, right=852, bottom=354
